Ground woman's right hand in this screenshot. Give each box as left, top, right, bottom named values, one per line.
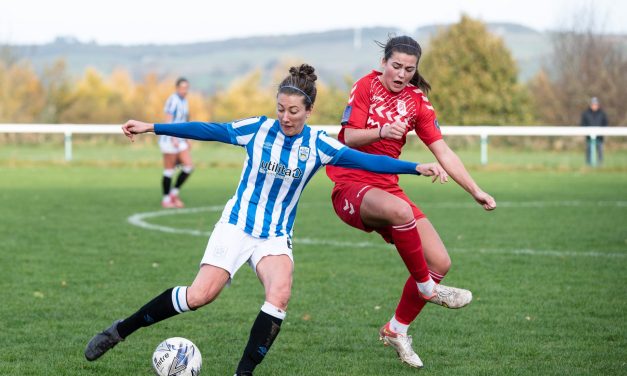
left=121, top=120, right=154, bottom=142
left=380, top=121, right=407, bottom=140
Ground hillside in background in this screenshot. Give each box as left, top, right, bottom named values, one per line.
left=4, top=23, right=613, bottom=92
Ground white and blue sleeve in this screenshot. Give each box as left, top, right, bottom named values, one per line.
left=316, top=131, right=348, bottom=165
left=226, top=116, right=267, bottom=146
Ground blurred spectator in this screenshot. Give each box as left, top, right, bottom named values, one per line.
left=580, top=97, right=608, bottom=165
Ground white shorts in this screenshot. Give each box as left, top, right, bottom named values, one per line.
left=159, top=136, right=189, bottom=154
left=201, top=222, right=294, bottom=279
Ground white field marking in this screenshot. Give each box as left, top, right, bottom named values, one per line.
left=126, top=202, right=626, bottom=259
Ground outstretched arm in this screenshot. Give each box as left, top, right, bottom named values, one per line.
left=427, top=139, right=496, bottom=210
left=332, top=148, right=449, bottom=183
left=121, top=120, right=232, bottom=144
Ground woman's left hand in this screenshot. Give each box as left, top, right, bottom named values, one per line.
left=472, top=190, right=497, bottom=211
left=416, top=163, right=449, bottom=184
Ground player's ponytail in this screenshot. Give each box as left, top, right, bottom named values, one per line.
left=278, top=64, right=318, bottom=110
left=376, top=35, right=431, bottom=94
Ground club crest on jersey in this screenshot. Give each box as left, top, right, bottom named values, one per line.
left=298, top=146, right=310, bottom=161
left=397, top=100, right=408, bottom=116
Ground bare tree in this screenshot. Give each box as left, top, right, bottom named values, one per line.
left=530, top=5, right=627, bottom=125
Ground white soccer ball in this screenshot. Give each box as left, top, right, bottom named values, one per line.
left=152, top=337, right=202, bottom=376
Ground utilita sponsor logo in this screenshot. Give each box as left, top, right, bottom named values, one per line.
left=259, top=160, right=302, bottom=180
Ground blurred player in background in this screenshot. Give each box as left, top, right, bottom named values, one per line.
left=84, top=64, right=449, bottom=375
left=159, top=77, right=194, bottom=208
left=326, top=35, right=497, bottom=368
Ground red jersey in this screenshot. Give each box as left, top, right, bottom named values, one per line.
left=326, top=71, right=442, bottom=187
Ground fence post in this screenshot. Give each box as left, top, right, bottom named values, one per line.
left=590, top=134, right=597, bottom=168
left=64, top=130, right=72, bottom=161
left=480, top=134, right=488, bottom=165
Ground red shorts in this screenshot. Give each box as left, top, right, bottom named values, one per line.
left=331, top=183, right=426, bottom=243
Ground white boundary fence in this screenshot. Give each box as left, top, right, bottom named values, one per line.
left=1, top=124, right=626, bottom=166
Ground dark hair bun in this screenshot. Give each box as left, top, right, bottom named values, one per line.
left=289, top=64, right=317, bottom=83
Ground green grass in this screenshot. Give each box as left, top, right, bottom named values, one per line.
left=0, top=144, right=626, bottom=375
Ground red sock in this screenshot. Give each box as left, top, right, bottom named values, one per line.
left=389, top=219, right=430, bottom=283
left=394, top=270, right=446, bottom=325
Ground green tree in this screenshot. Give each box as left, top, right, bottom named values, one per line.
left=422, top=15, right=534, bottom=125
left=309, top=80, right=350, bottom=125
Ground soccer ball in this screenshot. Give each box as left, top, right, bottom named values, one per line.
left=152, top=337, right=202, bottom=376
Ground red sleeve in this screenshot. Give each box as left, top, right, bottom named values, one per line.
left=414, top=96, right=442, bottom=146
left=341, top=76, right=371, bottom=129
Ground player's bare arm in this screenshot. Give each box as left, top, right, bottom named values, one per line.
left=427, top=139, right=496, bottom=210
left=343, top=120, right=407, bottom=147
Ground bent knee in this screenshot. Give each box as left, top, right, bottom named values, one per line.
left=387, top=202, right=415, bottom=225
left=187, top=284, right=221, bottom=309
left=265, top=285, right=292, bottom=310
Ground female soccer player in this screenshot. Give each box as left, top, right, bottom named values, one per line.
left=326, top=36, right=497, bottom=368
left=84, top=64, right=449, bottom=375
left=160, top=77, right=194, bottom=208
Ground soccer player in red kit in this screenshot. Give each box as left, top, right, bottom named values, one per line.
left=326, top=36, right=496, bottom=368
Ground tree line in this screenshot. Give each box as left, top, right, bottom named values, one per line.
left=1, top=15, right=625, bottom=127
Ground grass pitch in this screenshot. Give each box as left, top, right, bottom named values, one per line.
left=0, top=142, right=625, bottom=375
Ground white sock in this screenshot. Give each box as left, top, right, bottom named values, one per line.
left=417, top=277, right=436, bottom=297
left=171, top=286, right=191, bottom=313
left=389, top=315, right=409, bottom=334
left=261, top=301, right=286, bottom=320
left=170, top=188, right=180, bottom=196
left=162, top=195, right=172, bottom=203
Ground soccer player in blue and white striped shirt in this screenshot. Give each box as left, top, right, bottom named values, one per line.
left=85, top=64, right=448, bottom=375
left=160, top=77, right=194, bottom=208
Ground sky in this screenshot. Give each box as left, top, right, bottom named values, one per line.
left=1, top=0, right=625, bottom=45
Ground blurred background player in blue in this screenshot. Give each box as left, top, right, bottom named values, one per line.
left=159, top=77, right=194, bottom=207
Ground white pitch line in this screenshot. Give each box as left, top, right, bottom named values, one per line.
left=126, top=203, right=627, bottom=259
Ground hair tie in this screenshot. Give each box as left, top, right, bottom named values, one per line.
left=279, top=85, right=312, bottom=104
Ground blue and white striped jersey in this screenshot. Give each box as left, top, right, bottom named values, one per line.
left=161, top=94, right=189, bottom=143
left=164, top=93, right=189, bottom=122
left=219, top=116, right=347, bottom=238
left=154, top=116, right=420, bottom=239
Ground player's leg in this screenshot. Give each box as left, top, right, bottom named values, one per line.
left=84, top=265, right=229, bottom=361
left=85, top=222, right=247, bottom=361
left=391, top=218, right=451, bottom=331
left=162, top=152, right=177, bottom=208
left=235, top=252, right=293, bottom=375
left=360, top=188, right=435, bottom=296
left=170, top=145, right=193, bottom=208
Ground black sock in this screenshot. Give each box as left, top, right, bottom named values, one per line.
left=162, top=176, right=172, bottom=196
left=174, top=170, right=192, bottom=189
left=117, top=287, right=188, bottom=339
left=235, top=311, right=283, bottom=374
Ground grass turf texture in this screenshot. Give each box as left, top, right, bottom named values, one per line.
left=0, top=143, right=625, bottom=375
